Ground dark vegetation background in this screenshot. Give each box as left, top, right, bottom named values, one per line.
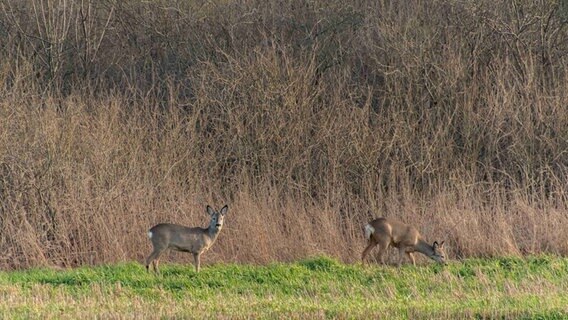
left=0, top=0, right=567, bottom=269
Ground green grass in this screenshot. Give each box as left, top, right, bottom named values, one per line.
left=1, top=256, right=568, bottom=319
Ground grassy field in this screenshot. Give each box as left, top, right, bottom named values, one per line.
left=1, top=256, right=567, bottom=319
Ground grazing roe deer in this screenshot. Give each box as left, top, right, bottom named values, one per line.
left=362, top=217, right=446, bottom=266
left=145, top=205, right=228, bottom=273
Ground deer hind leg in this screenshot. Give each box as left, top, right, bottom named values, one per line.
left=152, top=259, right=161, bottom=274
left=146, top=247, right=165, bottom=274
left=371, top=235, right=391, bottom=265
left=377, top=241, right=390, bottom=265
left=361, top=239, right=377, bottom=263
left=397, top=247, right=409, bottom=267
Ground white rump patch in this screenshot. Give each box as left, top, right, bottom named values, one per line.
left=364, top=224, right=375, bottom=240
left=147, top=231, right=153, bottom=239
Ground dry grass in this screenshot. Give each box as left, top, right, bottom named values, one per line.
left=0, top=0, right=567, bottom=269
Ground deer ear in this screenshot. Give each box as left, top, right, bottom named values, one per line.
left=433, top=241, right=439, bottom=248
left=439, top=241, right=445, bottom=247
left=220, top=205, right=228, bottom=216
left=206, top=205, right=215, bottom=216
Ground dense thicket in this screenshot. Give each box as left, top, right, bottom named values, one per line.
left=1, top=0, right=567, bottom=269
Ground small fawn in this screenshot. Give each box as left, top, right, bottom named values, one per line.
left=362, top=217, right=446, bottom=266
left=145, top=205, right=228, bottom=273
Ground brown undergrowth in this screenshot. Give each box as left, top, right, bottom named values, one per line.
left=0, top=0, right=567, bottom=269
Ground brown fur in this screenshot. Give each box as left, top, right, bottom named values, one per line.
left=362, top=218, right=446, bottom=266
left=145, top=205, right=228, bottom=273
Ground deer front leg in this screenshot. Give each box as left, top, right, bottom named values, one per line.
left=406, top=252, right=416, bottom=266
left=193, top=253, right=201, bottom=273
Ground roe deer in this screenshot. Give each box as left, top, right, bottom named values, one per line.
left=145, top=205, right=228, bottom=273
left=361, top=217, right=446, bottom=266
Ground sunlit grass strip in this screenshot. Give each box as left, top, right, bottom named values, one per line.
left=1, top=256, right=568, bottom=319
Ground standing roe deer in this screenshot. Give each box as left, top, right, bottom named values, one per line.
left=361, top=217, right=446, bottom=266
left=145, top=205, right=228, bottom=273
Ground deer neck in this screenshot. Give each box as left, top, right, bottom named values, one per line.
left=207, top=225, right=221, bottom=241
left=415, top=238, right=435, bottom=258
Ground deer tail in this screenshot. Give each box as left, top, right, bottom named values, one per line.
left=364, top=224, right=375, bottom=241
